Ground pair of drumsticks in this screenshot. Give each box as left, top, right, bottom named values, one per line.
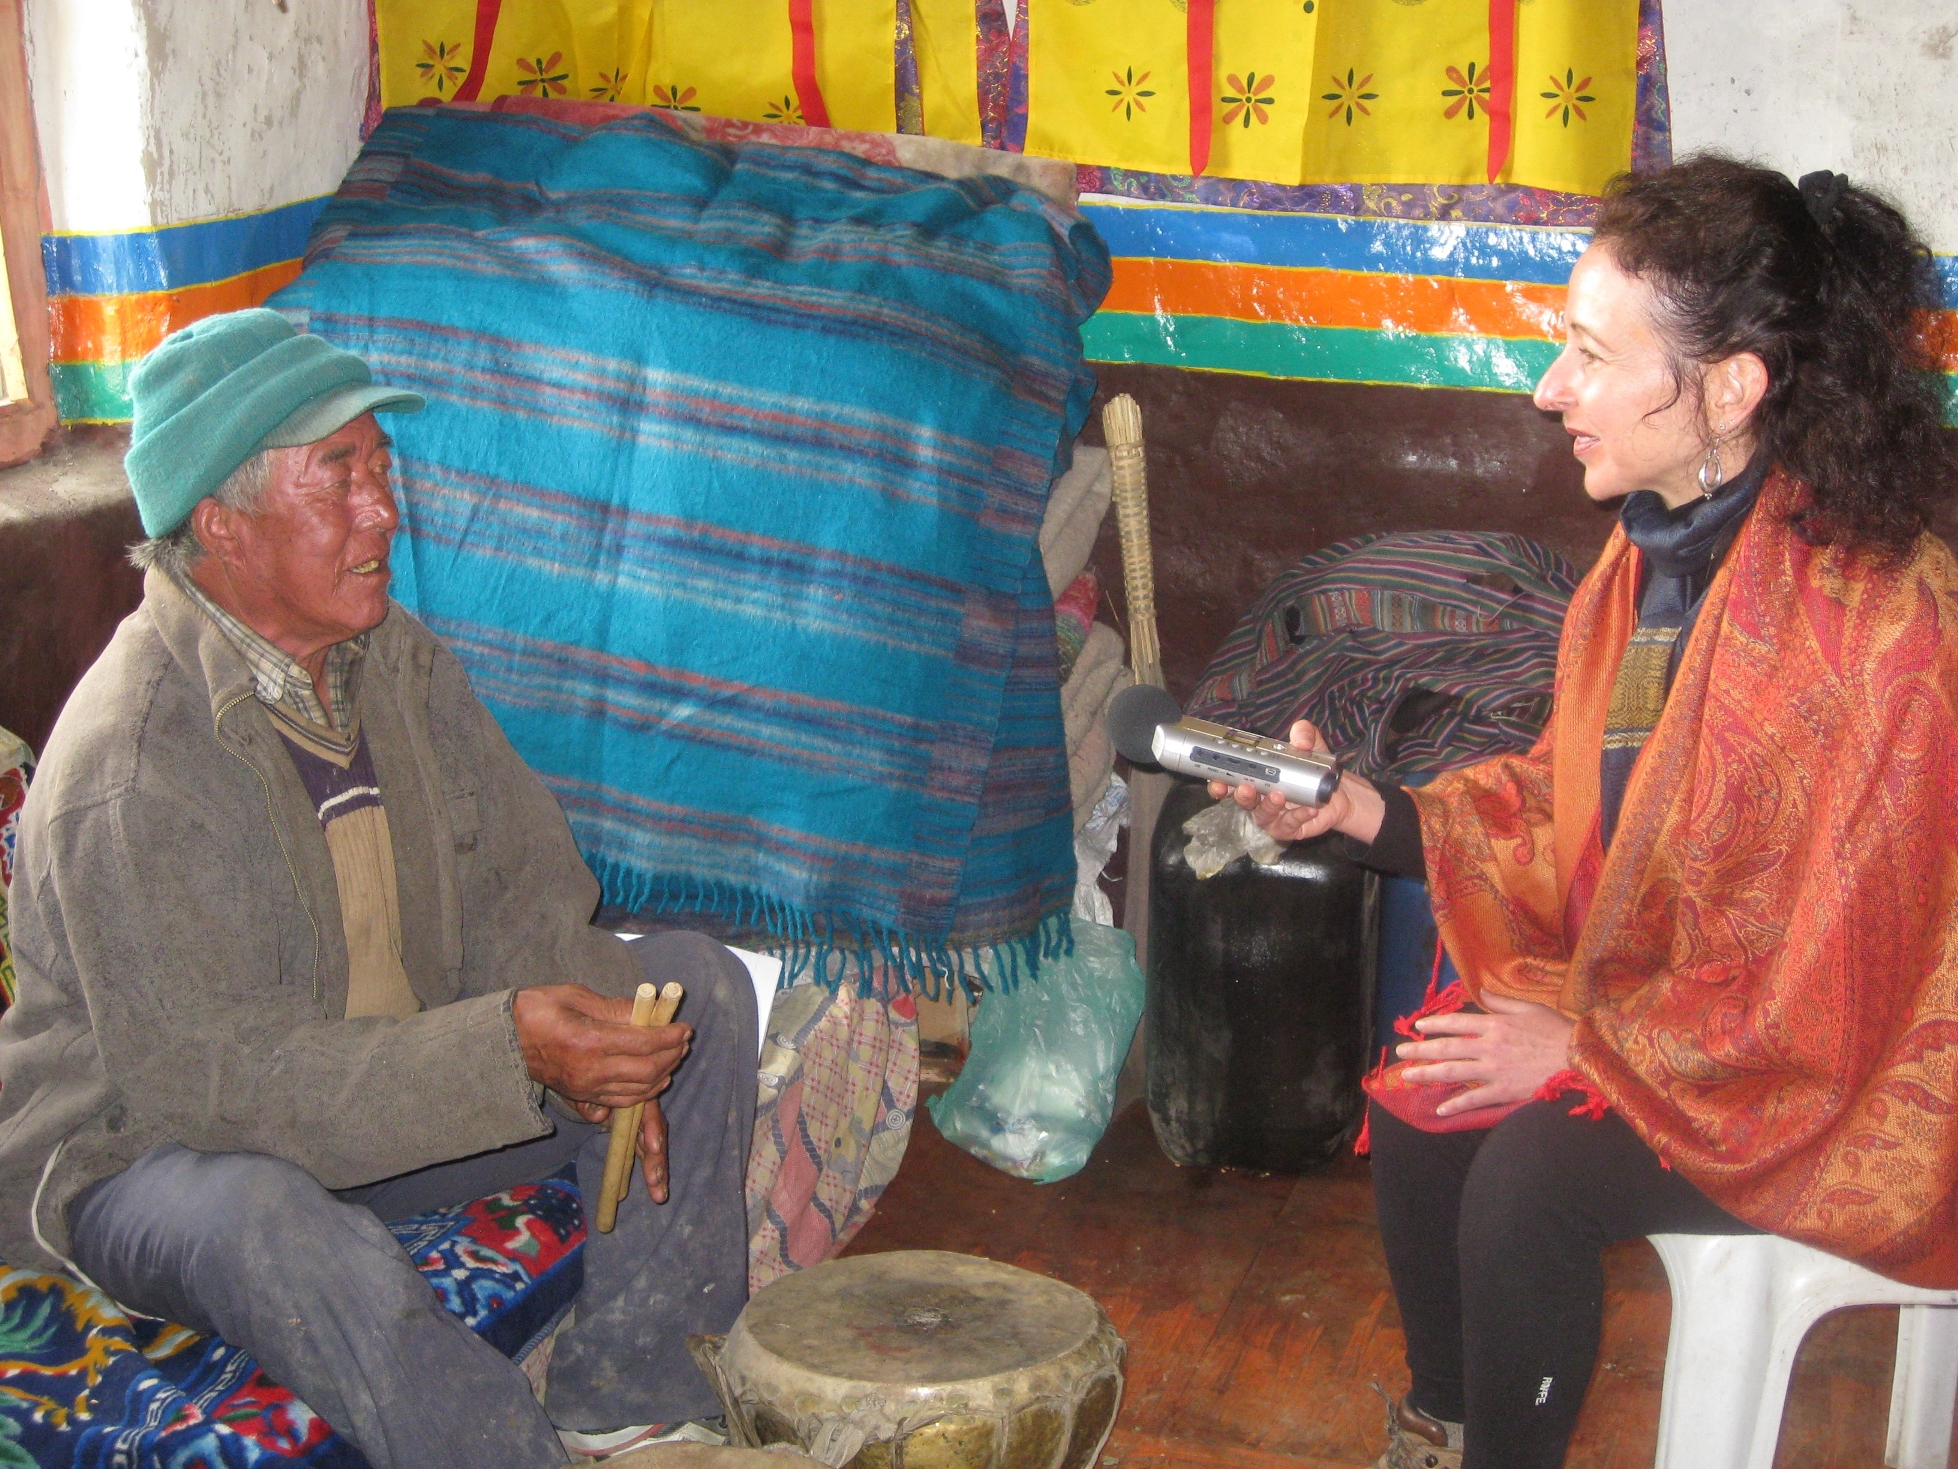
left=594, top=980, right=683, bottom=1233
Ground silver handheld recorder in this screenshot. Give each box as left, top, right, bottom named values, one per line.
left=1152, top=717, right=1344, bottom=807
left=1105, top=683, right=1345, bottom=807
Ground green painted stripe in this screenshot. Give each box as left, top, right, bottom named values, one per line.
left=1082, top=312, right=1562, bottom=393
left=52, top=360, right=134, bottom=422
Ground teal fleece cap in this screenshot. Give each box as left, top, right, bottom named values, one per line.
left=124, top=308, right=425, bottom=538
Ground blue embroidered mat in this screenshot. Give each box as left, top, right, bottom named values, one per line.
left=0, top=1171, right=583, bottom=1468
left=273, top=107, right=1109, bottom=988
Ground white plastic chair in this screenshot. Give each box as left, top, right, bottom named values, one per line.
left=1649, top=1233, right=1958, bottom=1469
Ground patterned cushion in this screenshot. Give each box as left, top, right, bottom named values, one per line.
left=0, top=1168, right=584, bottom=1468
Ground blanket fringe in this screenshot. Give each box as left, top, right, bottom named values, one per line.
left=591, top=857, right=1073, bottom=998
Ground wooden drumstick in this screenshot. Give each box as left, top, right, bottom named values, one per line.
left=595, top=980, right=684, bottom=1233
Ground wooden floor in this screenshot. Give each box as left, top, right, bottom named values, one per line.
left=844, top=1098, right=1931, bottom=1469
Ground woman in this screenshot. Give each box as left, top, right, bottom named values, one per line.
left=1215, top=156, right=1958, bottom=1469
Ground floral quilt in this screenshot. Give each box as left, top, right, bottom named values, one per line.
left=0, top=1170, right=583, bottom=1468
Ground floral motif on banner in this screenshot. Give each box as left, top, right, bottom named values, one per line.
left=1220, top=71, right=1276, bottom=128
left=1106, top=65, right=1156, bottom=120
left=416, top=39, right=467, bottom=96
left=1542, top=68, right=1597, bottom=126
left=516, top=52, right=571, bottom=97
left=1322, top=67, right=1378, bottom=126
left=1441, top=60, right=1489, bottom=121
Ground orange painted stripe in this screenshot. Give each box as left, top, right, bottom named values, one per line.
left=1921, top=311, right=1958, bottom=374
left=1104, top=257, right=1568, bottom=341
left=49, top=258, right=305, bottom=365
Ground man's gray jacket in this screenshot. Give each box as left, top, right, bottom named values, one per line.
left=0, top=570, right=642, bottom=1274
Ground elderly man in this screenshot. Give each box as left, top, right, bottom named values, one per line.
left=0, top=309, right=756, bottom=1468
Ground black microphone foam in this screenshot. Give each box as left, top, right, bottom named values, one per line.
left=1106, top=683, right=1184, bottom=765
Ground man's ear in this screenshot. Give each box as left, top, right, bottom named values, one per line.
left=188, top=496, right=244, bottom=570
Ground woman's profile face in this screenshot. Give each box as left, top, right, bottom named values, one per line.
left=1533, top=244, right=1714, bottom=507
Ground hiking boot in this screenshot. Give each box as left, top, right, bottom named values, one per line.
left=1372, top=1384, right=1463, bottom=1469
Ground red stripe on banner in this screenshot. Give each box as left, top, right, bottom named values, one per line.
left=1485, top=0, right=1517, bottom=181
left=1187, top=0, right=1215, bottom=177
left=789, top=0, right=832, bottom=129
left=453, top=0, right=503, bottom=103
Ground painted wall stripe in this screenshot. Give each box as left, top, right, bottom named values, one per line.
left=42, top=197, right=327, bottom=298
left=1080, top=200, right=1590, bottom=287
left=1082, top=312, right=1563, bottom=393
left=1102, top=261, right=1958, bottom=372
left=50, top=361, right=137, bottom=423
left=1085, top=202, right=1958, bottom=311
left=1104, top=258, right=1567, bottom=340
left=49, top=259, right=305, bottom=366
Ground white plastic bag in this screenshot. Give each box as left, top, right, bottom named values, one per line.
left=927, top=921, right=1145, bottom=1183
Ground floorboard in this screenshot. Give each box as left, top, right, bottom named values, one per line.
left=844, top=1098, right=1949, bottom=1468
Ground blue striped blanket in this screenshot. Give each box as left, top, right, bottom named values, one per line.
left=274, top=108, right=1109, bottom=988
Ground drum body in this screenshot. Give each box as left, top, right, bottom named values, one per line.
left=694, top=1251, right=1125, bottom=1469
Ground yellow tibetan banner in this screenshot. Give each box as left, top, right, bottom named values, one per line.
left=1306, top=0, right=1486, bottom=184
left=1025, top=0, right=1319, bottom=183
left=913, top=0, right=984, bottom=145
left=375, top=0, right=898, bottom=133
left=1510, top=0, right=1639, bottom=195
left=1023, top=0, right=1636, bottom=194
left=642, top=0, right=897, bottom=130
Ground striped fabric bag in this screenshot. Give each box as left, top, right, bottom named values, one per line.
left=1187, top=531, right=1577, bottom=782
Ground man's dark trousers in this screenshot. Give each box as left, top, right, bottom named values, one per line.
left=68, top=932, right=758, bottom=1469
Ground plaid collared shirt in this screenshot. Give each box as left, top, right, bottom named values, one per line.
left=172, top=572, right=366, bottom=736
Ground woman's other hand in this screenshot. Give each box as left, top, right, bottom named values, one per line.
left=1395, top=992, right=1576, bottom=1116
left=1205, top=720, right=1386, bottom=845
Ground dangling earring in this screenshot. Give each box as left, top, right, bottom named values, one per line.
left=1698, top=423, right=1729, bottom=498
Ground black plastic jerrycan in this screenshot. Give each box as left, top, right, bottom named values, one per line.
left=1146, top=779, right=1379, bottom=1172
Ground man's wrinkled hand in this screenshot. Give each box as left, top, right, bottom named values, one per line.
left=638, top=1097, right=669, bottom=1203
left=565, top=1079, right=670, bottom=1202
left=513, top=984, right=690, bottom=1111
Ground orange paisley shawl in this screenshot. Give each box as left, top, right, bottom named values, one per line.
left=1409, top=469, right=1958, bottom=1287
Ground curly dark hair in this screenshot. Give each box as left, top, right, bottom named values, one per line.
left=1592, top=154, right=1955, bottom=553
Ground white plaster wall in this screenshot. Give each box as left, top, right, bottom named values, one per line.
left=24, top=0, right=368, bottom=233
left=137, top=0, right=369, bottom=223
left=23, top=0, right=153, bottom=232
left=1666, top=0, right=1958, bottom=253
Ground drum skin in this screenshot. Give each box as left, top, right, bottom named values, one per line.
left=695, top=1251, right=1126, bottom=1469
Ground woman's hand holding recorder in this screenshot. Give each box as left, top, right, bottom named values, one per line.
left=1206, top=719, right=1388, bottom=846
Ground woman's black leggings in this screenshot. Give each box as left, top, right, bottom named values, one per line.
left=1368, top=1094, right=1758, bottom=1468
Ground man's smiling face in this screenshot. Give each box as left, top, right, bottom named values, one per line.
left=192, top=413, right=401, bottom=661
